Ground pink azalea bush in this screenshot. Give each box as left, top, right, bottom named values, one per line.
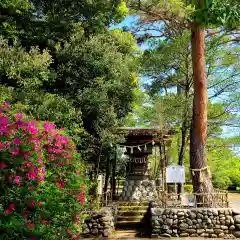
left=0, top=102, right=87, bottom=239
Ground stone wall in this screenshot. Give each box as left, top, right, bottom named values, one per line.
left=82, top=203, right=118, bottom=237
left=119, top=179, right=158, bottom=201
left=150, top=204, right=240, bottom=238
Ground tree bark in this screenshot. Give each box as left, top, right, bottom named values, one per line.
left=103, top=159, right=110, bottom=202
left=190, top=23, right=214, bottom=206
left=111, top=148, right=117, bottom=200
left=177, top=118, right=187, bottom=195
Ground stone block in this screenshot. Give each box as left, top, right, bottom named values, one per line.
left=200, top=233, right=209, bottom=237
left=179, top=223, right=188, bottom=230
left=191, top=234, right=199, bottom=237
left=206, top=229, right=214, bottom=234
left=178, top=211, right=184, bottom=217
left=151, top=233, right=159, bottom=238
left=166, top=218, right=173, bottom=225
left=212, top=209, right=219, bottom=216
left=218, top=233, right=225, bottom=238
left=197, top=229, right=205, bottom=234
left=186, top=218, right=193, bottom=226
left=234, top=231, right=240, bottom=238
left=215, top=229, right=224, bottom=234
left=179, top=233, right=189, bottom=237
left=235, top=224, right=240, bottom=229
left=161, top=233, right=171, bottom=238
left=229, top=225, right=235, bottom=231
left=151, top=208, right=163, bottom=216
left=234, top=215, right=240, bottom=224
left=186, top=229, right=197, bottom=234
left=221, top=225, right=229, bottom=230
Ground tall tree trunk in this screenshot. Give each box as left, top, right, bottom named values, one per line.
left=177, top=118, right=187, bottom=195
left=190, top=23, right=214, bottom=206
left=103, top=159, right=110, bottom=202
left=111, top=148, right=117, bottom=200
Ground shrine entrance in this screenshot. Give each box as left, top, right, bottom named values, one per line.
left=118, top=127, right=173, bottom=202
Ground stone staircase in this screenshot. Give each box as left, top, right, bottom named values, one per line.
left=116, top=201, right=150, bottom=232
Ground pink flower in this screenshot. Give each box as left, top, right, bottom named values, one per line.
left=29, top=200, right=35, bottom=208
left=10, top=148, right=19, bottom=156
left=75, top=215, right=79, bottom=224
left=28, top=186, right=33, bottom=190
left=16, top=113, right=23, bottom=120
left=77, top=191, right=85, bottom=205
left=5, top=208, right=13, bottom=215
left=4, top=141, right=10, bottom=150
left=32, top=137, right=40, bottom=145
left=2, top=101, right=10, bottom=109
left=27, top=222, right=35, bottom=231
left=42, top=169, right=46, bottom=175
left=0, top=116, right=9, bottom=125
left=0, top=141, right=5, bottom=149
left=33, top=145, right=40, bottom=151
left=56, top=180, right=65, bottom=189
left=39, top=176, right=44, bottom=182
left=55, top=141, right=62, bottom=147
left=27, top=167, right=38, bottom=181
left=9, top=203, right=15, bottom=210
left=41, top=220, right=49, bottom=225
left=43, top=122, right=56, bottom=132
left=37, top=158, right=42, bottom=163
left=13, top=136, right=21, bottom=145
left=14, top=176, right=21, bottom=185
left=16, top=120, right=25, bottom=129
left=0, top=161, right=6, bottom=169
left=27, top=161, right=33, bottom=167
left=27, top=122, right=39, bottom=135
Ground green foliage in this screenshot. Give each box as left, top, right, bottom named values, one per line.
left=0, top=0, right=138, bottom=177
left=184, top=184, right=193, bottom=193
left=0, top=104, right=88, bottom=239
left=0, top=38, right=54, bottom=89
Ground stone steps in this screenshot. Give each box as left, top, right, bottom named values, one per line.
left=118, top=210, right=147, bottom=216
left=118, top=201, right=149, bottom=206
left=116, top=202, right=149, bottom=231
left=117, top=215, right=144, bottom=222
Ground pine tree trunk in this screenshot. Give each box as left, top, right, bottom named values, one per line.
left=177, top=119, right=187, bottom=195
left=190, top=23, right=214, bottom=207
left=111, top=149, right=117, bottom=200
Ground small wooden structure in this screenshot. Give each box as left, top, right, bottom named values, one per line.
left=118, top=127, right=174, bottom=201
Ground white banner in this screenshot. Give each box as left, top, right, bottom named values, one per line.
left=166, top=165, right=185, bottom=183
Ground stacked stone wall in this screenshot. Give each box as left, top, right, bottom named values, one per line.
left=120, top=179, right=158, bottom=201
left=150, top=205, right=240, bottom=238
left=82, top=203, right=118, bottom=237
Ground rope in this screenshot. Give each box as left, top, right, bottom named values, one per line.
left=190, top=166, right=212, bottom=180
left=190, top=166, right=208, bottom=172
left=119, top=140, right=155, bottom=148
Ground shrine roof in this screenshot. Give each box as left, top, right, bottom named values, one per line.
left=118, top=127, right=174, bottom=137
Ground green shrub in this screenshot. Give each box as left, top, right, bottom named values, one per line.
left=0, top=102, right=88, bottom=239
left=184, top=184, right=193, bottom=193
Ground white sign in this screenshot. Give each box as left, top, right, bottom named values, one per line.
left=97, top=174, right=103, bottom=195
left=166, top=165, right=185, bottom=183
left=181, top=195, right=195, bottom=207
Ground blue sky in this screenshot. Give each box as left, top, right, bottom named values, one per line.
left=112, top=16, right=240, bottom=138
